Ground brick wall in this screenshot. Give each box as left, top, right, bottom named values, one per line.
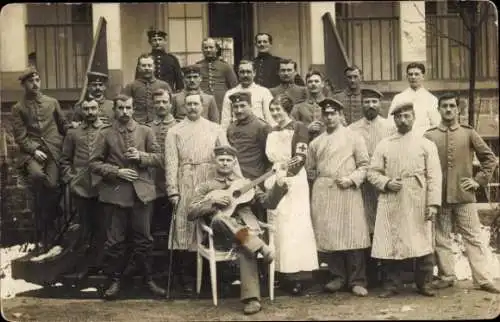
left=0, top=101, right=76, bottom=246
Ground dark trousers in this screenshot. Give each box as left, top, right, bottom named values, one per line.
left=103, top=201, right=154, bottom=280
left=152, top=196, right=172, bottom=234
left=25, top=158, right=62, bottom=248
left=382, top=253, right=434, bottom=290
left=326, top=249, right=368, bottom=288
left=72, top=196, right=109, bottom=271
left=174, top=250, right=197, bottom=287
left=366, top=234, right=382, bottom=288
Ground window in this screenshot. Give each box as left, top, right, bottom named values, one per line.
left=71, top=4, right=92, bottom=23
left=166, top=3, right=206, bottom=67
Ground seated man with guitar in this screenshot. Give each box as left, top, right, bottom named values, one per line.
left=187, top=145, right=290, bottom=315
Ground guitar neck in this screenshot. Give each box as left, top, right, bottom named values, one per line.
left=239, top=169, right=276, bottom=194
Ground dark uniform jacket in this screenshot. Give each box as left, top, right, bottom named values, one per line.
left=122, top=77, right=172, bottom=124
left=253, top=52, right=306, bottom=89
left=290, top=95, right=326, bottom=141
left=60, top=119, right=109, bottom=198
left=172, top=90, right=220, bottom=123
left=135, top=49, right=184, bottom=92
left=89, top=120, right=162, bottom=207
left=73, top=97, right=114, bottom=125
left=270, top=83, right=307, bottom=105
left=11, top=93, right=69, bottom=168
left=197, top=58, right=238, bottom=113
left=424, top=123, right=498, bottom=204
left=147, top=117, right=177, bottom=198
left=332, top=88, right=363, bottom=125
left=227, top=114, right=272, bottom=180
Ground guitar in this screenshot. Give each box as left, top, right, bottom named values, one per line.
left=205, top=157, right=303, bottom=218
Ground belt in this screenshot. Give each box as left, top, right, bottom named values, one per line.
left=181, top=161, right=212, bottom=167
left=397, top=170, right=425, bottom=187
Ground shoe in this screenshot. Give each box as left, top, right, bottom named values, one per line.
left=103, top=280, right=121, bottom=300
left=479, top=283, right=500, bottom=294
left=379, top=289, right=398, bottom=298
left=324, top=279, right=343, bottom=293
left=243, top=299, right=262, bottom=315
left=259, top=245, right=275, bottom=264
left=417, top=286, right=436, bottom=297
left=291, top=282, right=303, bottom=296
left=352, top=285, right=368, bottom=297
left=145, top=279, right=167, bottom=297
left=432, top=279, right=455, bottom=289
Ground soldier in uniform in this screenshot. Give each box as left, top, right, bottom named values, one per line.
left=135, top=28, right=184, bottom=93
left=187, top=144, right=288, bottom=315
left=226, top=92, right=272, bottom=182
left=11, top=67, right=69, bottom=250
left=290, top=70, right=327, bottom=141
left=270, top=59, right=307, bottom=105
left=123, top=53, right=172, bottom=124
left=332, top=66, right=364, bottom=126
left=60, top=97, right=110, bottom=277
left=147, top=88, right=178, bottom=247
left=424, top=92, right=500, bottom=294
left=73, top=72, right=114, bottom=126
left=89, top=94, right=166, bottom=299
left=171, top=64, right=220, bottom=123
left=253, top=33, right=305, bottom=89
left=197, top=38, right=238, bottom=116
left=348, top=88, right=394, bottom=288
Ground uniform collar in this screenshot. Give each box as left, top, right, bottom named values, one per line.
left=94, top=95, right=106, bottom=104
left=214, top=172, right=237, bottom=183
left=257, top=52, right=272, bottom=58
left=184, top=88, right=203, bottom=95
left=344, top=87, right=361, bottom=96
left=151, top=48, right=166, bottom=54
left=138, top=76, right=157, bottom=84
left=153, top=117, right=176, bottom=125
left=279, top=82, right=294, bottom=89
left=236, top=114, right=256, bottom=126
left=306, top=93, right=325, bottom=105
left=117, top=119, right=137, bottom=133
left=438, top=122, right=460, bottom=132
left=25, top=92, right=44, bottom=103
left=83, top=119, right=104, bottom=129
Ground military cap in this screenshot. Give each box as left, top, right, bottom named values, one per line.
left=18, top=66, right=39, bottom=82
left=87, top=71, right=108, bottom=83
left=318, top=98, right=344, bottom=111
left=361, top=88, right=383, bottom=99
left=229, top=91, right=252, bottom=104
left=181, top=64, right=201, bottom=76
left=147, top=28, right=167, bottom=39
left=214, top=145, right=238, bottom=158
left=390, top=102, right=414, bottom=115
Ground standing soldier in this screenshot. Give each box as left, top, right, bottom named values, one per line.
left=348, top=88, right=394, bottom=288
left=306, top=98, right=371, bottom=297
left=11, top=67, right=69, bottom=250
left=171, top=64, right=219, bottom=123
left=197, top=38, right=238, bottom=116
left=333, top=66, right=363, bottom=125
left=226, top=92, right=272, bottom=181
left=424, top=92, right=500, bottom=294
left=291, top=70, right=327, bottom=141
left=253, top=33, right=305, bottom=89
left=164, top=93, right=230, bottom=294
left=123, top=54, right=172, bottom=124
left=147, top=89, right=178, bottom=247
left=270, top=59, right=307, bottom=105
left=136, top=28, right=184, bottom=93
left=89, top=94, right=166, bottom=299
left=60, top=97, right=110, bottom=277
left=368, top=102, right=442, bottom=298
left=73, top=72, right=114, bottom=125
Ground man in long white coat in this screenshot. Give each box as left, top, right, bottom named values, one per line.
left=368, top=102, right=442, bottom=298
left=306, top=98, right=371, bottom=297
left=164, top=93, right=229, bottom=293
left=348, top=88, right=394, bottom=288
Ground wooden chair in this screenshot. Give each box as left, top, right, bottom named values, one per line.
left=196, top=219, right=275, bottom=306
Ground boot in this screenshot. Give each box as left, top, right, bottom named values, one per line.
left=145, top=278, right=167, bottom=297
left=103, top=278, right=121, bottom=300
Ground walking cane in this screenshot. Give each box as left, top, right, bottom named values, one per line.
left=166, top=200, right=179, bottom=299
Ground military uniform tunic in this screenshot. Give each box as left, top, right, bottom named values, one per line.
left=135, top=49, right=184, bottom=92
left=270, top=83, right=307, bottom=105
left=122, top=78, right=172, bottom=124
left=73, top=97, right=114, bottom=125
left=197, top=58, right=238, bottom=114
left=332, top=88, right=363, bottom=125
left=290, top=95, right=326, bottom=141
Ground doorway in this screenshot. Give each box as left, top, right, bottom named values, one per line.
left=208, top=3, right=254, bottom=69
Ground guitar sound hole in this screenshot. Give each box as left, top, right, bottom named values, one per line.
left=233, top=190, right=241, bottom=198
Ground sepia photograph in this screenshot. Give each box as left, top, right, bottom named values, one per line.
left=0, top=1, right=499, bottom=320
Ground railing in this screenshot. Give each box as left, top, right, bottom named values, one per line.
left=336, top=17, right=400, bottom=81
left=26, top=23, right=93, bottom=89
left=426, top=14, right=498, bottom=80
left=322, top=13, right=351, bottom=90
